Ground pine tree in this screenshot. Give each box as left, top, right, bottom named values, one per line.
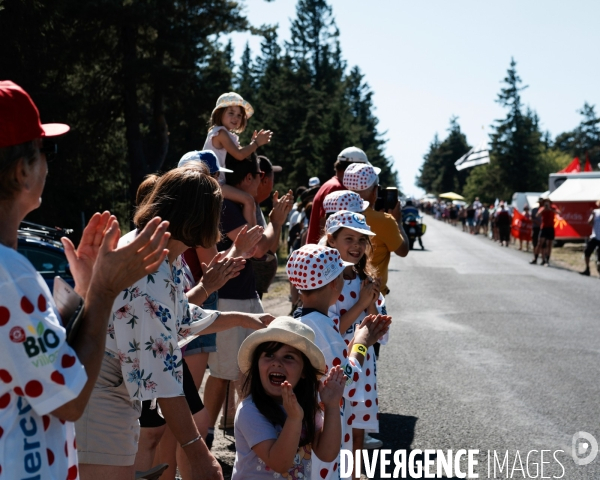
left=555, top=102, right=600, bottom=168
left=489, top=59, right=544, bottom=195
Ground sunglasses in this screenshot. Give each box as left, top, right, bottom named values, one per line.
left=40, top=139, right=58, bottom=162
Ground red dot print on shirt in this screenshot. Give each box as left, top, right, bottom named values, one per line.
left=0, top=306, right=10, bottom=326
left=0, top=426, right=3, bottom=439
left=363, top=414, right=370, bottom=422
left=338, top=294, right=344, bottom=302
left=13, top=387, right=24, bottom=396
left=340, top=309, right=347, bottom=315
left=376, top=398, right=379, bottom=406
left=61, top=354, right=76, bottom=368
left=350, top=291, right=357, bottom=299
left=367, top=353, right=371, bottom=361
left=342, top=349, right=347, bottom=358
left=47, top=448, right=55, bottom=466
left=332, top=357, right=341, bottom=367
left=67, top=465, right=78, bottom=480
left=334, top=462, right=338, bottom=472
left=320, top=468, right=329, bottom=479
left=365, top=384, right=372, bottom=392
left=25, top=380, right=43, bottom=398
left=348, top=388, right=356, bottom=397
left=37, top=294, right=47, bottom=312
left=366, top=368, right=371, bottom=376
left=353, top=372, right=359, bottom=382
left=64, top=441, right=68, bottom=456
left=0, top=392, right=10, bottom=409
left=365, top=399, right=372, bottom=408
left=0, top=369, right=12, bottom=383
left=51, top=371, right=65, bottom=385
left=20, top=296, right=34, bottom=314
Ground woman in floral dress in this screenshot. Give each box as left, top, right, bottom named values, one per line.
left=76, top=165, right=273, bottom=480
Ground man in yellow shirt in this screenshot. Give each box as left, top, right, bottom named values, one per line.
left=343, top=163, right=409, bottom=295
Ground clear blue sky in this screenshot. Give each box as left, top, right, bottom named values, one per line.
left=228, top=0, right=600, bottom=197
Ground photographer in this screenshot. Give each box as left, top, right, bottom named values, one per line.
left=343, top=164, right=409, bottom=296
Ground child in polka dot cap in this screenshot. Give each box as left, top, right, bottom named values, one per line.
left=323, top=211, right=388, bottom=452
left=286, top=244, right=391, bottom=457
left=342, top=163, right=379, bottom=192
left=323, top=190, right=369, bottom=216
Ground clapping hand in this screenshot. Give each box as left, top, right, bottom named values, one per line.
left=318, top=366, right=346, bottom=408
left=61, top=211, right=113, bottom=297
left=232, top=225, right=263, bottom=259
left=281, top=381, right=304, bottom=421
left=201, top=252, right=245, bottom=294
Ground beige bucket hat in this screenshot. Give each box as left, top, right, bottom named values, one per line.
left=238, top=316, right=326, bottom=377
left=212, top=92, right=254, bottom=119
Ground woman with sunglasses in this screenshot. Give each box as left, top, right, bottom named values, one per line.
left=0, top=82, right=170, bottom=480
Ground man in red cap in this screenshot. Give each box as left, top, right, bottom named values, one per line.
left=0, top=81, right=170, bottom=479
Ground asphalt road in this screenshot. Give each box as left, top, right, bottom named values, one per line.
left=373, top=217, right=600, bottom=479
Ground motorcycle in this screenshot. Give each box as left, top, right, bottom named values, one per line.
left=403, top=211, right=426, bottom=250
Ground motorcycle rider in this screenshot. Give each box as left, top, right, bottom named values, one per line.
left=402, top=199, right=424, bottom=249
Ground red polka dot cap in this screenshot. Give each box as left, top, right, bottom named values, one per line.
left=323, top=190, right=369, bottom=214
left=343, top=163, right=379, bottom=192
left=286, top=245, right=353, bottom=291
left=325, top=210, right=376, bottom=237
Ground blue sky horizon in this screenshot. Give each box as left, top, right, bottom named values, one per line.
left=228, top=0, right=600, bottom=197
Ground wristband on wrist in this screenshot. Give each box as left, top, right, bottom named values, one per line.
left=181, top=434, right=202, bottom=448
left=351, top=344, right=367, bottom=356
left=199, top=284, right=209, bottom=300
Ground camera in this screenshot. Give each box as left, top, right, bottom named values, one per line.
left=374, top=187, right=398, bottom=212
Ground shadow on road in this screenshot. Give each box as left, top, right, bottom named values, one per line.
left=364, top=413, right=460, bottom=479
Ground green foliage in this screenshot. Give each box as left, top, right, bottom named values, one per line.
left=554, top=102, right=600, bottom=168
left=417, top=117, right=471, bottom=194
left=1, top=0, right=396, bottom=237
left=462, top=161, right=503, bottom=204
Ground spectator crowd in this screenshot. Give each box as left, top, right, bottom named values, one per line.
left=1, top=83, right=410, bottom=480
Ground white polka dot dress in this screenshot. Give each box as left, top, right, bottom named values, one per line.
left=328, top=277, right=385, bottom=432
left=298, top=310, right=364, bottom=455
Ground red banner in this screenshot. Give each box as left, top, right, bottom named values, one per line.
left=511, top=208, right=532, bottom=241
left=584, top=155, right=593, bottom=172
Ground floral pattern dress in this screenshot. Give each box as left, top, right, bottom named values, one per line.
left=105, top=230, right=220, bottom=401
left=328, top=277, right=386, bottom=433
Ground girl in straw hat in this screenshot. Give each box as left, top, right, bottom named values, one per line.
left=234, top=317, right=346, bottom=479
left=203, top=92, right=273, bottom=227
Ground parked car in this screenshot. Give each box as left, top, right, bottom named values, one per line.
left=17, top=221, right=75, bottom=292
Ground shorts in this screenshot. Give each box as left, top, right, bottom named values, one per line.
left=584, top=237, right=600, bottom=257
left=76, top=354, right=142, bottom=466
left=208, top=296, right=264, bottom=380
left=539, top=227, right=555, bottom=241
left=466, top=218, right=475, bottom=227
left=139, top=359, right=203, bottom=428
left=185, top=291, right=218, bottom=356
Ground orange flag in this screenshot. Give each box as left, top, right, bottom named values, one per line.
left=511, top=208, right=523, bottom=239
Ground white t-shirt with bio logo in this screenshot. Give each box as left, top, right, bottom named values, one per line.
left=0, top=244, right=87, bottom=480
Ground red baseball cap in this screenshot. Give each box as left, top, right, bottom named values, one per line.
left=0, top=81, right=70, bottom=148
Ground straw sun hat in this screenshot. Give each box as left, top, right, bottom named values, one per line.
left=212, top=92, right=254, bottom=119
left=238, top=317, right=326, bottom=377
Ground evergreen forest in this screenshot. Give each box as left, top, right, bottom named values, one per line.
left=417, top=59, right=600, bottom=203
left=0, top=0, right=396, bottom=235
